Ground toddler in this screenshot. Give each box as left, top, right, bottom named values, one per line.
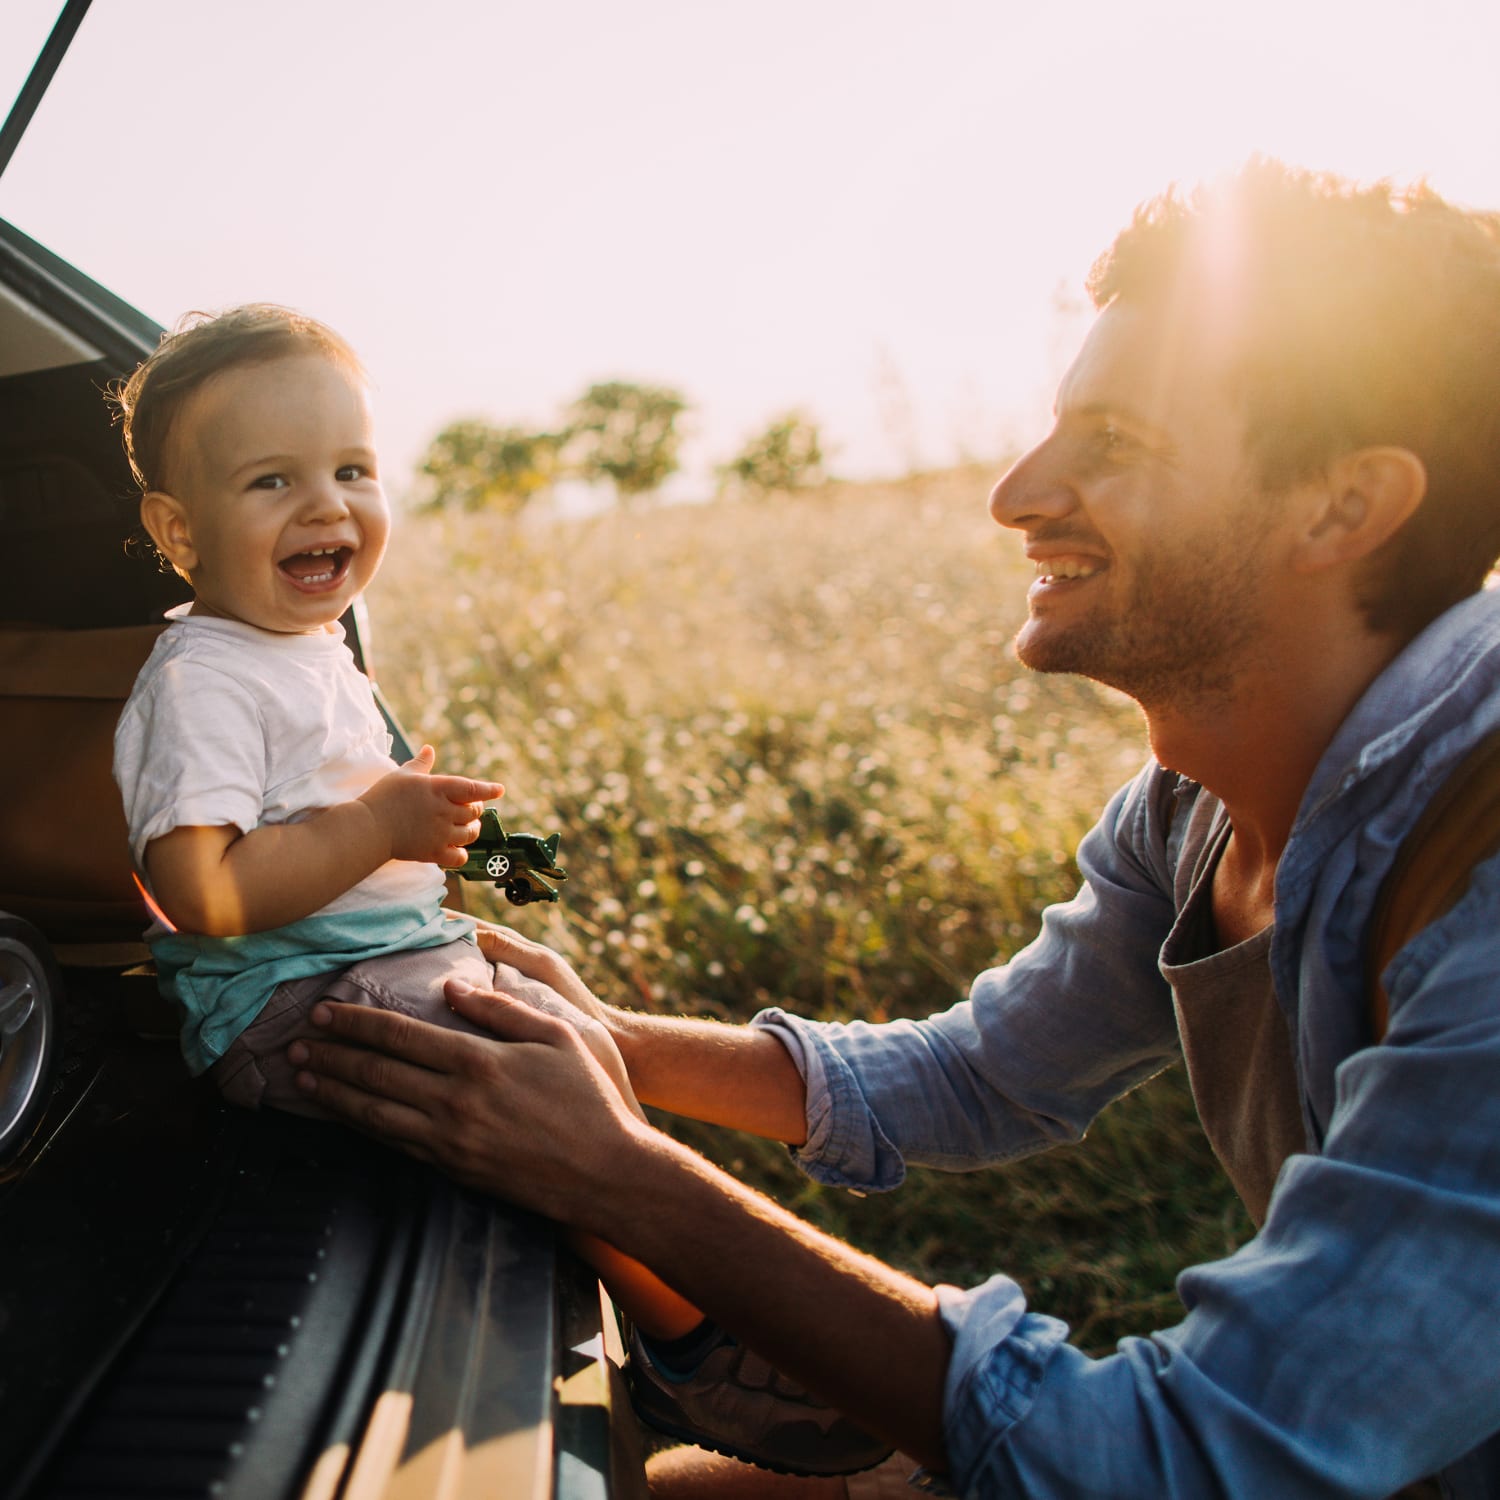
left=110, top=305, right=886, bottom=1479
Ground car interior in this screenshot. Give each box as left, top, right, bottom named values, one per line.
left=0, top=16, right=642, bottom=1495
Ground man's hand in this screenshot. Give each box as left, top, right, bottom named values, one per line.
left=466, top=925, right=655, bottom=1115
left=471, top=921, right=811, bottom=1142
left=449, top=973, right=645, bottom=1121
left=358, top=744, right=504, bottom=868
left=288, top=989, right=648, bottom=1230
left=471, top=921, right=612, bottom=1024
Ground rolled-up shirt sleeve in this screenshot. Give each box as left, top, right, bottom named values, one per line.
left=753, top=1004, right=909, bottom=1191
left=752, top=765, right=1185, bottom=1191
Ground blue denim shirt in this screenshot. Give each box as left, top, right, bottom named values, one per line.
left=756, top=588, right=1500, bottom=1499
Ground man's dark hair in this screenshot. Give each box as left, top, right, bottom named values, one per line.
left=1088, top=159, right=1500, bottom=640
left=113, top=303, right=366, bottom=497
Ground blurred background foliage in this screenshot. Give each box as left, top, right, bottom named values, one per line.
left=416, top=381, right=827, bottom=511
left=716, top=411, right=825, bottom=499
left=370, top=466, right=1251, bottom=1355
left=416, top=418, right=565, bottom=516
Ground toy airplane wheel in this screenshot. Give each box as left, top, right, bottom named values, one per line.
left=504, top=882, right=535, bottom=906
left=0, top=913, right=61, bottom=1161
left=485, top=853, right=513, bottom=880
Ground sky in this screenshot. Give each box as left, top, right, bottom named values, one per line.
left=3, top=0, right=1499, bottom=503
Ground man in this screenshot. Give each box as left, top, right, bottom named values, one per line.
left=290, top=162, right=1500, bottom=1497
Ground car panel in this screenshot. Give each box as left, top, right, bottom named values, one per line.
left=0, top=10, right=640, bottom=1492
left=0, top=215, right=162, bottom=376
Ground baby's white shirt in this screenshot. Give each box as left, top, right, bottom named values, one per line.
left=113, top=607, right=445, bottom=921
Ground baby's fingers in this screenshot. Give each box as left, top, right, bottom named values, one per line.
left=431, top=774, right=505, bottom=805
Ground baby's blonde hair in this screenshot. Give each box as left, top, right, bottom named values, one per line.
left=114, top=304, right=366, bottom=496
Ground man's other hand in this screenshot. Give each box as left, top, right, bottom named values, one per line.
left=287, top=991, right=646, bottom=1228
left=471, top=921, right=612, bottom=1024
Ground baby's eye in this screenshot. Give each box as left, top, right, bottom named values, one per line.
left=335, top=464, right=368, bottom=482
left=250, top=473, right=288, bottom=491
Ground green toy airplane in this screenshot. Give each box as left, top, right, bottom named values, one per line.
left=456, top=808, right=568, bottom=905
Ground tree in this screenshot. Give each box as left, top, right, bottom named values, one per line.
left=717, top=411, right=825, bottom=498
left=417, top=418, right=562, bottom=516
left=565, top=381, right=688, bottom=501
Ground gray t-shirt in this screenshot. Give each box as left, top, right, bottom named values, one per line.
left=1160, top=791, right=1303, bottom=1227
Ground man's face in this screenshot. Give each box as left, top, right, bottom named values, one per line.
left=153, top=352, right=391, bottom=634
left=989, top=298, right=1283, bottom=709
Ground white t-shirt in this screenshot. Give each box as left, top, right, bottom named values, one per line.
left=115, top=608, right=443, bottom=919
left=113, top=607, right=464, bottom=1073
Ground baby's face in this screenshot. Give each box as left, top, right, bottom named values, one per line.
left=157, top=352, right=390, bottom=634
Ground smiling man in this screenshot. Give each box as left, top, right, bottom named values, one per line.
left=293, top=162, right=1500, bottom=1500
left=1001, top=301, right=1285, bottom=705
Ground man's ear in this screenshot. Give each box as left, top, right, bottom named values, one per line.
left=140, top=491, right=198, bottom=579
left=1292, top=447, right=1428, bottom=573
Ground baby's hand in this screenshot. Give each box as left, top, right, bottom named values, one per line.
left=359, top=745, right=504, bottom=868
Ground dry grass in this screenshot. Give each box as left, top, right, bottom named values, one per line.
left=368, top=467, right=1250, bottom=1353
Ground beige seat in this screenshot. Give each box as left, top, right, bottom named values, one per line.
left=0, top=623, right=164, bottom=948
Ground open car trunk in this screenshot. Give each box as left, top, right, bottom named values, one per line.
left=0, top=9, right=644, bottom=1496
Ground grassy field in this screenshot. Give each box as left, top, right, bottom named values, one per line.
left=369, top=465, right=1252, bottom=1354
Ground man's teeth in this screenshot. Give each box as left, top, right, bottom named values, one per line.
left=1038, top=559, right=1101, bottom=581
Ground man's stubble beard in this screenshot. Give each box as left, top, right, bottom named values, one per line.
left=1014, top=511, right=1275, bottom=714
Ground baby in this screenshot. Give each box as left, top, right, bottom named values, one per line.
left=109, top=305, right=886, bottom=1479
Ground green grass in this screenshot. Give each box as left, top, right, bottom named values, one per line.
left=369, top=466, right=1251, bottom=1354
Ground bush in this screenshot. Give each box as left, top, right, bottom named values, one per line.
left=416, top=418, right=563, bottom=516
left=564, top=380, right=688, bottom=501
left=717, top=411, right=825, bottom=498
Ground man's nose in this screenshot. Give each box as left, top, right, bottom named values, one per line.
left=988, top=437, right=1073, bottom=531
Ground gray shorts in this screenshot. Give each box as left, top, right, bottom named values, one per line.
left=209, top=937, right=565, bottom=1115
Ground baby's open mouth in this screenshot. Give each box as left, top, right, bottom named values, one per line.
left=279, top=546, right=353, bottom=589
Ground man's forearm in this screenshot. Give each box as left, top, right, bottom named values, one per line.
left=468, top=927, right=814, bottom=1143
left=594, top=1120, right=950, bottom=1469
left=609, top=1009, right=811, bottom=1144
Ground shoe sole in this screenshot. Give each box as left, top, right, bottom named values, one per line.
left=630, top=1402, right=895, bottom=1478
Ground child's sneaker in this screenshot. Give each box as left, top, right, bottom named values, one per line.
left=626, top=1322, right=894, bottom=1476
